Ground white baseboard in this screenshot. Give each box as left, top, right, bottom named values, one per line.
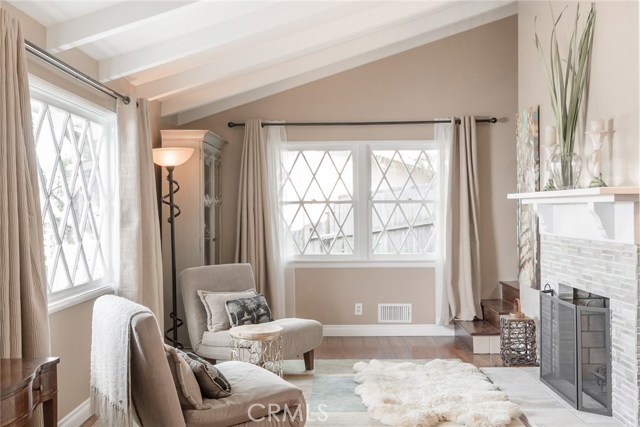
left=58, top=398, right=91, bottom=427
left=323, top=324, right=454, bottom=337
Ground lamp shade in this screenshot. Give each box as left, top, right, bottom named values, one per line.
left=152, top=147, right=194, bottom=167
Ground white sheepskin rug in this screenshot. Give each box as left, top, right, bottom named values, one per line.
left=353, top=359, right=521, bottom=427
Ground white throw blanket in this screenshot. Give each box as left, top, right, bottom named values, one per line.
left=91, top=295, right=151, bottom=427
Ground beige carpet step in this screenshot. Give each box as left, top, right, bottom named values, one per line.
left=453, top=319, right=500, bottom=354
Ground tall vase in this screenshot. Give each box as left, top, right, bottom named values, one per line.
left=549, top=152, right=582, bottom=190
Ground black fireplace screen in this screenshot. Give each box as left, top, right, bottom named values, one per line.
left=540, top=290, right=611, bottom=416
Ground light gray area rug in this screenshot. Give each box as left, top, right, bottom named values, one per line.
left=353, top=359, right=520, bottom=427
left=283, top=359, right=621, bottom=427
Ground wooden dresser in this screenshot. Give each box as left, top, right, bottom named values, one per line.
left=1, top=357, right=59, bottom=427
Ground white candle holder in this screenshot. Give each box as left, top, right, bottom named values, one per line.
left=585, top=128, right=614, bottom=188
left=543, top=144, right=558, bottom=191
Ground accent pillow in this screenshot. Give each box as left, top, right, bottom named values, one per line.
left=197, top=289, right=256, bottom=332
left=225, top=294, right=274, bottom=327
left=180, top=351, right=232, bottom=399
left=164, top=345, right=210, bottom=410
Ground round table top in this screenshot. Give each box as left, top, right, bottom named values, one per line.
left=229, top=323, right=283, bottom=340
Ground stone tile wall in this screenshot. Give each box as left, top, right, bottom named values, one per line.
left=540, top=234, right=640, bottom=427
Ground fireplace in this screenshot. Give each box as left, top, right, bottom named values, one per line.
left=540, top=286, right=611, bottom=416
left=509, top=187, right=639, bottom=426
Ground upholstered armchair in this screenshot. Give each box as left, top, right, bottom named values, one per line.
left=94, top=296, right=307, bottom=427
left=180, top=264, right=323, bottom=369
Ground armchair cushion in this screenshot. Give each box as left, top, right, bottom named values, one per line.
left=200, top=319, right=323, bottom=361
left=198, top=289, right=256, bottom=332
left=226, top=294, right=273, bottom=327
left=183, top=361, right=305, bottom=427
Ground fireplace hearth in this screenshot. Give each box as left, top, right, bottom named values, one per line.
left=540, top=286, right=611, bottom=416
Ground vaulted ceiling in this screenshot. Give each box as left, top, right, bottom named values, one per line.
left=9, top=0, right=516, bottom=124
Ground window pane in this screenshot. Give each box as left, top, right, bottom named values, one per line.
left=282, top=149, right=354, bottom=255
left=371, top=148, right=438, bottom=256
left=31, top=97, right=111, bottom=293
left=372, top=202, right=436, bottom=255
left=282, top=150, right=352, bottom=201
left=371, top=150, right=438, bottom=201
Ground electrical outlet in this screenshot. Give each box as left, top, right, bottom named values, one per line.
left=355, top=303, right=363, bottom=315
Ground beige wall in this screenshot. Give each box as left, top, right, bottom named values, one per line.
left=49, top=298, right=98, bottom=418
left=180, top=16, right=519, bottom=323
left=517, top=1, right=640, bottom=320
left=296, top=268, right=435, bottom=324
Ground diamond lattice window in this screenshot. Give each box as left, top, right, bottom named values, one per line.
left=370, top=149, right=438, bottom=256
left=30, top=93, right=114, bottom=294
left=281, top=142, right=440, bottom=261
left=281, top=149, right=354, bottom=255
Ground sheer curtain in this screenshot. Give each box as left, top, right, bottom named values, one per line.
left=436, top=116, right=482, bottom=322
left=236, top=119, right=288, bottom=318
left=265, top=122, right=289, bottom=317
left=0, top=9, right=51, bottom=360
left=117, top=97, right=164, bottom=320
left=434, top=118, right=454, bottom=326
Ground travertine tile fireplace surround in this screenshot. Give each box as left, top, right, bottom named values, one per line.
left=510, top=187, right=640, bottom=426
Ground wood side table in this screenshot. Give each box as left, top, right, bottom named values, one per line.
left=229, top=324, right=283, bottom=377
left=1, top=357, right=60, bottom=427
left=500, top=315, right=537, bottom=366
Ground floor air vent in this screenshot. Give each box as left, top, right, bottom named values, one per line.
left=378, top=304, right=412, bottom=323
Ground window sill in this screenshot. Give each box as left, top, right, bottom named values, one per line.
left=290, top=261, right=435, bottom=268
left=48, top=283, right=114, bottom=315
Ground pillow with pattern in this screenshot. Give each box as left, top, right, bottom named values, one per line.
left=178, top=350, right=232, bottom=399
left=225, top=294, right=273, bottom=327
left=197, top=289, right=256, bottom=332
left=164, top=345, right=210, bottom=409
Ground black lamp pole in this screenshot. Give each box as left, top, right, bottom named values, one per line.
left=163, top=166, right=184, bottom=348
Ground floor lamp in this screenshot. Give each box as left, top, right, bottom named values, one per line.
left=153, top=147, right=194, bottom=348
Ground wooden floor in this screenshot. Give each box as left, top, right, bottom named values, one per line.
left=315, top=336, right=505, bottom=367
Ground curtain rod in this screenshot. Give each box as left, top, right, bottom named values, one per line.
left=227, top=117, right=497, bottom=128
left=24, top=40, right=131, bottom=105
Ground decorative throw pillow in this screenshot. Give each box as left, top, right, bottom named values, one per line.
left=164, top=345, right=210, bottom=410
left=197, top=289, right=257, bottom=332
left=225, top=294, right=274, bottom=327
left=179, top=351, right=232, bottom=399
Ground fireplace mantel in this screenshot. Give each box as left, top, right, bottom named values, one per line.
left=508, top=187, right=640, bottom=245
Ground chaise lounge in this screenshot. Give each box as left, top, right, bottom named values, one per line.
left=180, top=264, right=323, bottom=369
left=100, top=295, right=308, bottom=426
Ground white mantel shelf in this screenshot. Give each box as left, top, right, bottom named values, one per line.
left=507, top=187, right=640, bottom=245
left=508, top=186, right=640, bottom=204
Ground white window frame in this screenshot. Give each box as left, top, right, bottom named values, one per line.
left=284, top=140, right=441, bottom=267
left=29, top=76, right=118, bottom=313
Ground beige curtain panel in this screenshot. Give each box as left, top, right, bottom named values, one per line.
left=0, top=9, right=51, bottom=360
left=117, top=98, right=164, bottom=320
left=235, top=119, right=280, bottom=312
left=446, top=116, right=482, bottom=321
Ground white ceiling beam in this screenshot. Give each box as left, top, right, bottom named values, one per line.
left=98, top=1, right=346, bottom=82
left=169, top=1, right=517, bottom=123
left=136, top=1, right=447, bottom=100
left=46, top=1, right=199, bottom=53
left=124, top=1, right=369, bottom=86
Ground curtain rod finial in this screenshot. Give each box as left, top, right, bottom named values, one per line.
left=228, top=122, right=237, bottom=128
